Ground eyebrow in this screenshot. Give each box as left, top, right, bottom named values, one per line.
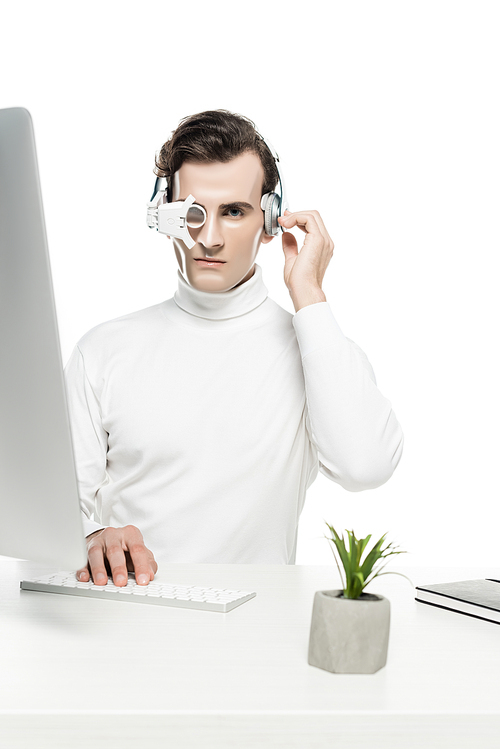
left=178, top=199, right=254, bottom=211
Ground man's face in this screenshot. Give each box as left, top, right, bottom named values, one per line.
left=170, top=151, right=274, bottom=292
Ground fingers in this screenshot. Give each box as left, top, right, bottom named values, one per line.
left=128, top=538, right=158, bottom=584
left=88, top=538, right=115, bottom=585
left=124, top=524, right=158, bottom=584
left=279, top=209, right=322, bottom=234
left=76, top=565, right=90, bottom=582
left=281, top=229, right=298, bottom=258
left=76, top=529, right=103, bottom=582
left=279, top=209, right=334, bottom=253
left=82, top=526, right=158, bottom=587
left=283, top=207, right=328, bottom=233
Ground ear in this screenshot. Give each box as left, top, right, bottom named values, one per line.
left=260, top=232, right=275, bottom=245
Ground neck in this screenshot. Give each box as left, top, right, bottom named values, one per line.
left=173, top=263, right=268, bottom=321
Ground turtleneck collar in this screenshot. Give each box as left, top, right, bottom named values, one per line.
left=173, top=263, right=268, bottom=320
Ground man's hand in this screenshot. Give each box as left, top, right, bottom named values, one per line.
left=278, top=209, right=334, bottom=312
left=76, top=525, right=158, bottom=587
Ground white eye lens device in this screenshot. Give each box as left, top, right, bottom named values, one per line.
left=147, top=190, right=206, bottom=249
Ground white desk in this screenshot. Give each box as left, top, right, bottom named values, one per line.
left=1, top=561, right=499, bottom=748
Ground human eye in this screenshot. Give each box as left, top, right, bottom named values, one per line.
left=223, top=205, right=244, bottom=218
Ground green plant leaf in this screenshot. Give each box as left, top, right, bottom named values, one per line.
left=324, top=533, right=346, bottom=590
left=325, top=525, right=350, bottom=574
left=324, top=522, right=409, bottom=598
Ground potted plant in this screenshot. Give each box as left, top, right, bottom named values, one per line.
left=308, top=523, right=412, bottom=674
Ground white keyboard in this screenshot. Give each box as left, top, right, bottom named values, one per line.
left=20, top=572, right=257, bottom=613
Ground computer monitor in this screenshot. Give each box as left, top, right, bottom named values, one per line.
left=0, top=106, right=87, bottom=569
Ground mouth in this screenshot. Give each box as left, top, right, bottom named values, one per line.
left=194, top=258, right=226, bottom=266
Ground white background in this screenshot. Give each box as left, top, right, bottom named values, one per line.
left=2, top=1, right=499, bottom=568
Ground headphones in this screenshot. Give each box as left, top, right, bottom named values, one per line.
left=258, top=136, right=289, bottom=236
left=146, top=134, right=288, bottom=248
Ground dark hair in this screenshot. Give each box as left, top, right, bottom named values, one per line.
left=154, top=109, right=279, bottom=200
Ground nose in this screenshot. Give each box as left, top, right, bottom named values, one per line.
left=192, top=210, right=224, bottom=253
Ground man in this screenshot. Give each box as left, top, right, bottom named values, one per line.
left=67, top=110, right=403, bottom=587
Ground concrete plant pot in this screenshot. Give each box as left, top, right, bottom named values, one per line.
left=308, top=589, right=390, bottom=674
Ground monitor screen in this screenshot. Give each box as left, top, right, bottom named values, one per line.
left=0, top=107, right=87, bottom=569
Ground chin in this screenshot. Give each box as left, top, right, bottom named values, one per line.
left=182, top=263, right=256, bottom=293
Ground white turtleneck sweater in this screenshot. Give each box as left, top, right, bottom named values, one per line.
left=64, top=264, right=403, bottom=565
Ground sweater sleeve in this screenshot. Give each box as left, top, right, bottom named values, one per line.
left=292, top=302, right=404, bottom=492
left=64, top=345, right=109, bottom=537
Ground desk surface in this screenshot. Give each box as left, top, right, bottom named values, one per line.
left=1, top=561, right=499, bottom=749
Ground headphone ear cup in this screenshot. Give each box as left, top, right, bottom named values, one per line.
left=261, top=192, right=281, bottom=236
